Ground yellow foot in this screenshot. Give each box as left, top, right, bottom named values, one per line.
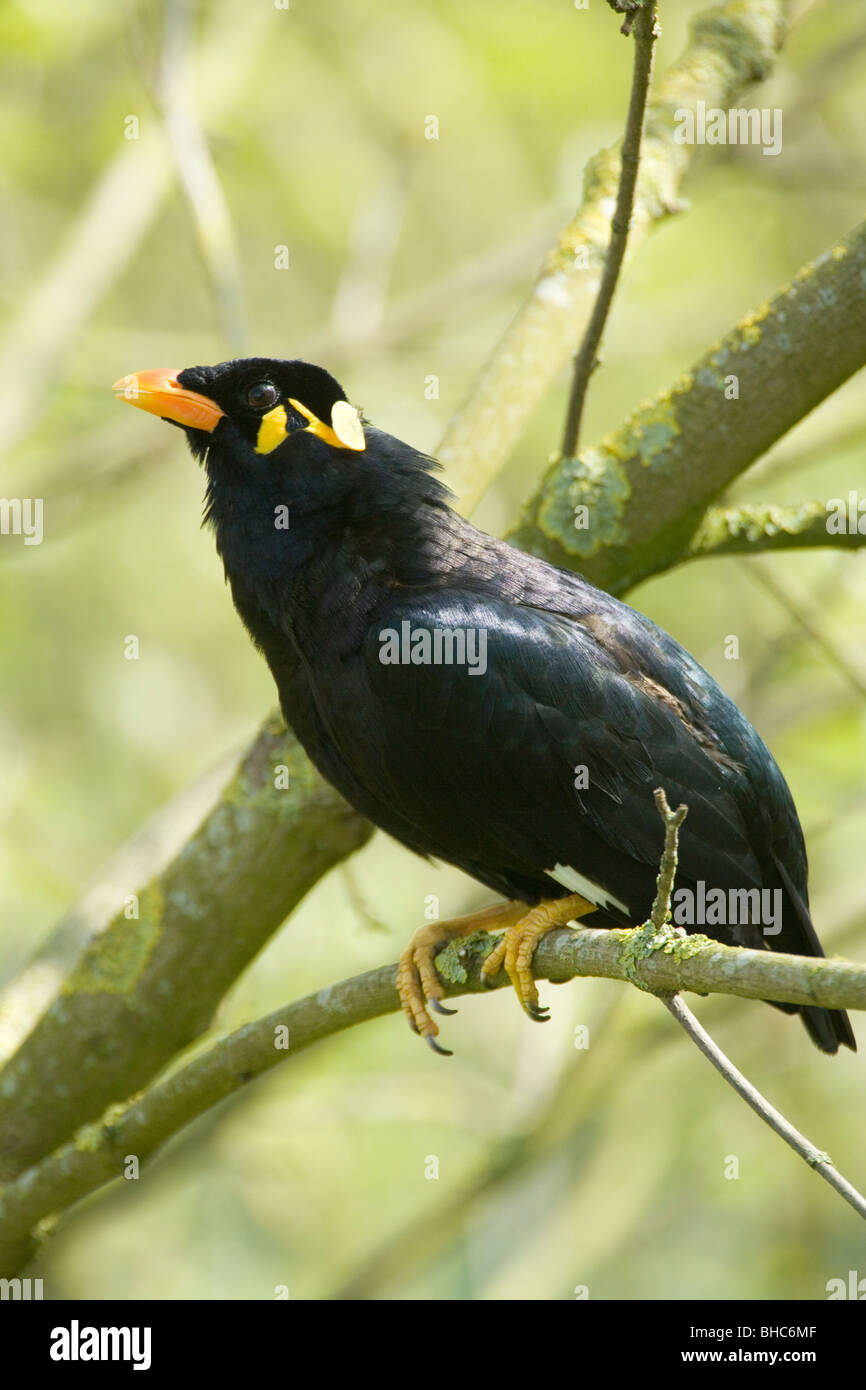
left=479, top=894, right=597, bottom=1020
left=397, top=901, right=526, bottom=1055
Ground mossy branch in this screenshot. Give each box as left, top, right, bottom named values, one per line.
left=0, top=718, right=371, bottom=1183
left=509, top=218, right=866, bottom=595
left=649, top=788, right=688, bottom=930
left=1, top=893, right=865, bottom=1274
left=687, top=501, right=866, bottom=561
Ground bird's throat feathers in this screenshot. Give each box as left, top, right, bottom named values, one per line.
left=202, top=427, right=455, bottom=626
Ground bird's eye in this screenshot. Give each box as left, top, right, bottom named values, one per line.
left=247, top=381, right=280, bottom=410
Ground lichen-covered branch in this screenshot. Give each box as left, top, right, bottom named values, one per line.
left=509, top=219, right=866, bottom=594
left=1, top=918, right=864, bottom=1275
left=0, top=717, right=372, bottom=1182
left=440, top=0, right=795, bottom=512
left=687, top=501, right=866, bottom=561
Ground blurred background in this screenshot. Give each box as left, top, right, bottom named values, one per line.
left=1, top=0, right=865, bottom=1299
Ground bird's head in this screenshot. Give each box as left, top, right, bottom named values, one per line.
left=114, top=357, right=374, bottom=588
left=114, top=356, right=365, bottom=473
left=113, top=356, right=450, bottom=599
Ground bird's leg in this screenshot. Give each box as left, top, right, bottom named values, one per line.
left=480, top=893, right=597, bottom=1021
left=398, top=901, right=527, bottom=1054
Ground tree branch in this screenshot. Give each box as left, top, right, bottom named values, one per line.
left=649, top=787, right=687, bottom=930
left=687, top=501, right=866, bottom=562
left=0, top=718, right=372, bottom=1182
left=509, top=218, right=866, bottom=594
left=562, top=1, right=657, bottom=457
left=2, top=898, right=865, bottom=1274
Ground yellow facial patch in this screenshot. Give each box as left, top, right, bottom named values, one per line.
left=255, top=404, right=288, bottom=454
left=254, top=399, right=366, bottom=455
left=289, top=398, right=366, bottom=452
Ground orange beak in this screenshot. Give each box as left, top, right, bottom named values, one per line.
left=112, top=368, right=224, bottom=432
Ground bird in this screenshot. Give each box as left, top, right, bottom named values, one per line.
left=113, top=357, right=855, bottom=1057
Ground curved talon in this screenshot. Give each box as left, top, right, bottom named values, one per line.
left=426, top=1035, right=453, bottom=1057
left=430, top=998, right=458, bottom=1016
left=526, top=1003, right=550, bottom=1022
left=485, top=894, right=596, bottom=1024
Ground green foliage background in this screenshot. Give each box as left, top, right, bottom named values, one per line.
left=1, top=0, right=865, bottom=1299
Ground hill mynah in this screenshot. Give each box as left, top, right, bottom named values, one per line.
left=114, top=358, right=856, bottom=1056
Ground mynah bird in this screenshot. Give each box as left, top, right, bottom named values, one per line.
left=114, top=358, right=855, bottom=1056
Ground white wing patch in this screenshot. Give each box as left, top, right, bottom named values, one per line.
left=547, top=863, right=629, bottom=915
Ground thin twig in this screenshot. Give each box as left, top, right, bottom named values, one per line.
left=650, top=787, right=688, bottom=929
left=663, top=994, right=866, bottom=1219
left=649, top=790, right=866, bottom=1222
left=561, top=0, right=657, bottom=458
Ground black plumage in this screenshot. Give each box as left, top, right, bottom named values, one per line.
left=115, top=356, right=855, bottom=1054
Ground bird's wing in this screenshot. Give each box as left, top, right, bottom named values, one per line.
left=346, top=588, right=770, bottom=931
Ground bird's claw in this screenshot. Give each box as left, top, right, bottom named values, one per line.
left=480, top=916, right=550, bottom=1022
left=397, top=896, right=594, bottom=1049
left=430, top=998, right=458, bottom=1016
left=525, top=1001, right=550, bottom=1022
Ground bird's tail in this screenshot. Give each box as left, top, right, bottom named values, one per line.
left=771, top=856, right=856, bottom=1055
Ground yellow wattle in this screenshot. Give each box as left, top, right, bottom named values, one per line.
left=255, top=404, right=288, bottom=454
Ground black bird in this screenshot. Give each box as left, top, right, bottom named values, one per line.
left=114, top=358, right=855, bottom=1056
